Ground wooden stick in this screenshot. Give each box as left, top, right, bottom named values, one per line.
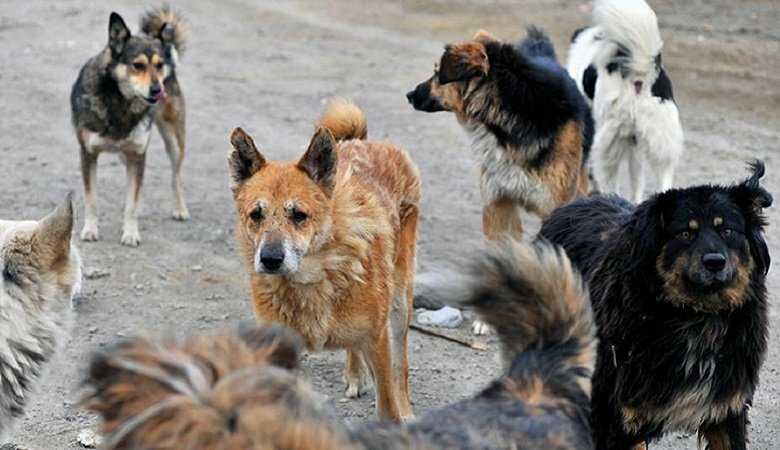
left=410, top=323, right=487, bottom=351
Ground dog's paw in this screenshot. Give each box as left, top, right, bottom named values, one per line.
left=120, top=230, right=141, bottom=247
left=344, top=375, right=372, bottom=399
left=471, top=319, right=493, bottom=336
left=80, top=225, right=100, bottom=242
left=172, top=207, right=190, bottom=221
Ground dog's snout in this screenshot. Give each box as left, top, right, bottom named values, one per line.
left=260, top=245, right=285, bottom=271
left=702, top=253, right=727, bottom=273
left=149, top=83, right=163, bottom=97
left=406, top=90, right=415, bottom=105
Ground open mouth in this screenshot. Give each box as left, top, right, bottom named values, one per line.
left=634, top=81, right=643, bottom=94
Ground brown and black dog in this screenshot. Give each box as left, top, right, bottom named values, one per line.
left=227, top=99, right=420, bottom=421
left=407, top=27, right=593, bottom=334
left=83, top=241, right=596, bottom=450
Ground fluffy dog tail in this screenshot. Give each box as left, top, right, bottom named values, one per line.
left=316, top=98, right=368, bottom=141
left=518, top=26, right=557, bottom=60
left=466, top=242, right=596, bottom=395
left=140, top=4, right=189, bottom=55
left=593, top=0, right=662, bottom=74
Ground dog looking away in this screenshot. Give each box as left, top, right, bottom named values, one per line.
left=70, top=6, right=190, bottom=247
left=0, top=194, right=82, bottom=443
left=539, top=162, right=771, bottom=448
left=83, top=241, right=596, bottom=449
left=228, top=99, right=420, bottom=421
left=567, top=0, right=684, bottom=202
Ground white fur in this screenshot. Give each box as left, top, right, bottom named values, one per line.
left=568, top=0, right=684, bottom=202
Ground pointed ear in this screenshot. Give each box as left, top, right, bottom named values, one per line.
left=35, top=192, right=74, bottom=266
left=108, top=12, right=131, bottom=57
left=228, top=127, right=266, bottom=191
left=439, top=42, right=489, bottom=84
left=298, top=128, right=337, bottom=193
left=238, top=323, right=303, bottom=370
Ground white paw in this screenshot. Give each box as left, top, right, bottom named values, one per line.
left=471, top=319, right=493, bottom=336
left=344, top=375, right=372, bottom=399
left=80, top=224, right=99, bottom=241
left=172, top=207, right=190, bottom=221
left=120, top=229, right=141, bottom=247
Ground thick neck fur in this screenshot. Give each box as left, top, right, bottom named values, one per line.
left=71, top=49, right=152, bottom=140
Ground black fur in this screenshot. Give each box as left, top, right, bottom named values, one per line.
left=539, top=162, right=771, bottom=449
left=483, top=27, right=592, bottom=165
left=582, top=65, right=597, bottom=101
left=570, top=27, right=587, bottom=43
left=651, top=68, right=675, bottom=103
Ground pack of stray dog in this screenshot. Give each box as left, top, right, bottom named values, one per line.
left=0, top=1, right=772, bottom=450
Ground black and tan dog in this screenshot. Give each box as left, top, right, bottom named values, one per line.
left=407, top=27, right=592, bottom=242
left=83, top=241, right=596, bottom=449
left=539, top=161, right=772, bottom=449
left=70, top=6, right=189, bottom=246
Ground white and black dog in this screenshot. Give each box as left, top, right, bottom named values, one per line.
left=568, top=0, right=684, bottom=203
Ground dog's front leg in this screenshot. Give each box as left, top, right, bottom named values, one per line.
left=79, top=145, right=100, bottom=241
left=365, top=329, right=411, bottom=422
left=119, top=151, right=146, bottom=247
left=698, top=408, right=748, bottom=450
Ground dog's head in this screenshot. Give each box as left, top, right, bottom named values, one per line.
left=406, top=31, right=496, bottom=122
left=228, top=127, right=338, bottom=276
left=631, top=161, right=771, bottom=312
left=83, top=324, right=351, bottom=449
left=106, top=12, right=170, bottom=104
left=0, top=193, right=82, bottom=313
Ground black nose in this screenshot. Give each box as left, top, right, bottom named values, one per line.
left=406, top=90, right=415, bottom=105
left=702, top=253, right=727, bottom=273
left=150, top=84, right=162, bottom=97
left=260, top=246, right=285, bottom=271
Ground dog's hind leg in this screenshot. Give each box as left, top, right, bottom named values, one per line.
left=79, top=143, right=100, bottom=241
left=155, top=99, right=189, bottom=221
left=119, top=152, right=146, bottom=247
left=592, top=122, right=622, bottom=195
left=343, top=350, right=372, bottom=398
left=365, top=328, right=408, bottom=422
left=627, top=149, right=646, bottom=203
left=482, top=199, right=523, bottom=242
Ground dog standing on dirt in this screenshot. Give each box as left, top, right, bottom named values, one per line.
left=227, top=99, right=421, bottom=421
left=540, top=162, right=771, bottom=449
left=83, top=241, right=596, bottom=449
left=70, top=6, right=189, bottom=247
left=567, top=0, right=684, bottom=202
left=407, top=26, right=592, bottom=334
left=0, top=195, right=82, bottom=443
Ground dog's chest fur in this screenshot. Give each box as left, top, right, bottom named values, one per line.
left=468, top=125, right=553, bottom=212
left=0, top=290, right=72, bottom=439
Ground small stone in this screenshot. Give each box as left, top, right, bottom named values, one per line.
left=416, top=306, right=463, bottom=328
left=191, top=265, right=203, bottom=272
left=84, top=267, right=110, bottom=280
left=77, top=429, right=102, bottom=448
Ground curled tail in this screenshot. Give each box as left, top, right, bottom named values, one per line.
left=518, top=26, right=557, bottom=60
left=317, top=98, right=368, bottom=141
left=465, top=242, right=596, bottom=394
left=140, top=4, right=189, bottom=55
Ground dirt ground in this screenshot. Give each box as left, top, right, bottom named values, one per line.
left=1, top=0, right=778, bottom=448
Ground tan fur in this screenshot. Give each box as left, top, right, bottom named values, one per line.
left=230, top=100, right=420, bottom=421
left=482, top=199, right=523, bottom=242
left=315, top=98, right=367, bottom=141
left=535, top=120, right=585, bottom=214
left=140, top=4, right=189, bottom=53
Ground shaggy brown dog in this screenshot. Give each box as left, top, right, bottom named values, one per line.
left=228, top=99, right=421, bottom=421
left=83, top=241, right=596, bottom=450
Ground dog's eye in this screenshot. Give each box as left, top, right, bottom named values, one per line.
left=133, top=62, right=146, bottom=71
left=677, top=231, right=693, bottom=241
left=291, top=209, right=308, bottom=224
left=249, top=207, right=264, bottom=222
left=721, top=228, right=733, bottom=237
left=3, top=264, right=18, bottom=285
left=156, top=63, right=164, bottom=70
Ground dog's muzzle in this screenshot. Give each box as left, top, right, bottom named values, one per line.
left=406, top=82, right=445, bottom=112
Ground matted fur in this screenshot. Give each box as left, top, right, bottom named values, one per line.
left=539, top=162, right=771, bottom=449
left=83, top=242, right=595, bottom=449
left=0, top=195, right=82, bottom=442
left=228, top=99, right=421, bottom=421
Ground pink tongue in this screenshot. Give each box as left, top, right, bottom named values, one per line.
left=154, top=88, right=167, bottom=100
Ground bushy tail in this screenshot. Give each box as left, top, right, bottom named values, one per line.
left=140, top=4, right=189, bottom=55
left=518, top=26, right=557, bottom=60
left=465, top=242, right=596, bottom=392
left=316, top=98, right=368, bottom=141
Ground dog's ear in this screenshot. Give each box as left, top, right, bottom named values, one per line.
left=627, top=190, right=676, bottom=266
left=238, top=323, right=303, bottom=370
left=298, top=128, right=337, bottom=194
left=108, top=12, right=131, bottom=57
left=732, top=160, right=772, bottom=274
left=439, top=42, right=489, bottom=84
left=34, top=192, right=74, bottom=266
left=473, top=29, right=498, bottom=44
left=228, top=127, right=266, bottom=191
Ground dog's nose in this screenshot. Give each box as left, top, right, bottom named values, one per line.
left=406, top=90, right=415, bottom=105
left=260, top=246, right=285, bottom=271
left=702, top=253, right=727, bottom=273
left=150, top=84, right=162, bottom=97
